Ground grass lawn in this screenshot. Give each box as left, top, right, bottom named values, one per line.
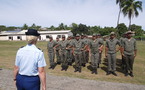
left=0, top=41, right=145, bottom=85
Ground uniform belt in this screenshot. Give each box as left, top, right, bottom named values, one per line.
left=18, top=74, right=39, bottom=77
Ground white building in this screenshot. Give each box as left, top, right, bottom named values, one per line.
left=0, top=30, right=73, bottom=41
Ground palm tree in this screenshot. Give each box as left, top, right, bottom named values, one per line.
left=122, top=0, right=143, bottom=29
left=116, top=0, right=127, bottom=26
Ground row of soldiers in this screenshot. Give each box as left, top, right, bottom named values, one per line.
left=47, top=31, right=137, bottom=77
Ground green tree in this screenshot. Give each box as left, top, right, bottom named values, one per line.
left=99, top=27, right=117, bottom=36
left=116, top=23, right=128, bottom=36
left=122, top=0, right=143, bottom=28
left=50, top=25, right=55, bottom=31
left=130, top=24, right=144, bottom=36
left=58, top=23, right=65, bottom=30
left=0, top=25, right=7, bottom=31
left=22, top=24, right=29, bottom=30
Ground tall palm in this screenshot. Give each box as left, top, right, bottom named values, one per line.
left=122, top=0, right=143, bottom=29
left=116, top=0, right=127, bottom=26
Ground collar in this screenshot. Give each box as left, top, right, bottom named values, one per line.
left=27, top=44, right=37, bottom=48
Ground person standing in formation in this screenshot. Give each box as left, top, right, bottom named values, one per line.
left=55, top=36, right=61, bottom=65
left=47, top=35, right=57, bottom=69
left=105, top=32, right=121, bottom=76
left=72, top=34, right=87, bottom=72
left=88, top=34, right=104, bottom=74
left=121, top=31, right=137, bottom=77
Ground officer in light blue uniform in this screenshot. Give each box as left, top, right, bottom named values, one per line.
left=14, top=29, right=47, bottom=90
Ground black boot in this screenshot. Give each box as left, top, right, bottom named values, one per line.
left=79, top=67, right=81, bottom=73
left=74, top=67, right=78, bottom=72
left=112, top=71, right=117, bottom=76
left=49, top=66, right=52, bottom=69
left=91, top=70, right=94, bottom=74
left=106, top=71, right=111, bottom=75
left=64, top=66, right=68, bottom=71
left=130, top=72, right=134, bottom=77
left=61, top=66, right=64, bottom=71
left=94, top=69, right=98, bottom=74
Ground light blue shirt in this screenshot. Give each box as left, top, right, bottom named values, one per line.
left=15, top=44, right=47, bottom=76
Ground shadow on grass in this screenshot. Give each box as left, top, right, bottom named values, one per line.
left=101, top=58, right=124, bottom=74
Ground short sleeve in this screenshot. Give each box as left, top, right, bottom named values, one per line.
left=15, top=52, right=20, bottom=67
left=38, top=52, right=46, bottom=67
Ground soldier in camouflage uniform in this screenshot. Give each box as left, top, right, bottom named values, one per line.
left=57, top=35, right=69, bottom=71
left=84, top=35, right=91, bottom=63
left=55, top=36, right=61, bottom=64
left=121, top=31, right=137, bottom=77
left=67, top=36, right=74, bottom=65
left=72, top=34, right=86, bottom=72
left=80, top=34, right=86, bottom=67
left=88, top=34, right=103, bottom=74
left=105, top=32, right=121, bottom=76
left=47, top=35, right=57, bottom=69
left=96, top=33, right=104, bottom=68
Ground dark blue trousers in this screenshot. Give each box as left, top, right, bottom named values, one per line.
left=16, top=74, right=40, bottom=90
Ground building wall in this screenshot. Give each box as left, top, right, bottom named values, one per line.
left=0, top=30, right=73, bottom=41
left=0, top=36, right=8, bottom=40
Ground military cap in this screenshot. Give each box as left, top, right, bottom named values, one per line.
left=76, top=34, right=80, bottom=37
left=96, top=33, right=101, bottom=36
left=81, top=33, right=84, bottom=36
left=110, top=32, right=116, bottom=35
left=92, top=33, right=96, bottom=36
left=25, top=29, right=40, bottom=36
left=126, top=31, right=133, bottom=34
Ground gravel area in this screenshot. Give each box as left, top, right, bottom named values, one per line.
left=0, top=69, right=145, bottom=90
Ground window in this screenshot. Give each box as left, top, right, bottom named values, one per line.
left=17, top=36, right=21, bottom=39
left=46, top=35, right=49, bottom=38
left=57, top=35, right=61, bottom=38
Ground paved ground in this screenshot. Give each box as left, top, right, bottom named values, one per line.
left=0, top=69, right=145, bottom=90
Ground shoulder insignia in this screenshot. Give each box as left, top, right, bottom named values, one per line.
left=38, top=48, right=43, bottom=52
left=20, top=46, right=24, bottom=48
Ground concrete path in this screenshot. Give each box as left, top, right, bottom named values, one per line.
left=0, top=69, right=145, bottom=90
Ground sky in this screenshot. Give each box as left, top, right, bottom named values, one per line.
left=0, top=0, right=144, bottom=30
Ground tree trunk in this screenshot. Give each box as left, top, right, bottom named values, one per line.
left=117, top=8, right=121, bottom=26
left=116, top=8, right=121, bottom=37
left=128, top=18, right=132, bottom=30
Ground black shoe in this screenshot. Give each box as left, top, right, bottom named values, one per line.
left=106, top=71, right=111, bottom=75
left=112, top=72, right=117, bottom=76
left=125, top=73, right=129, bottom=76
left=94, top=70, right=98, bottom=74
left=74, top=68, right=78, bottom=72
left=79, top=68, right=81, bottom=73
left=82, top=64, right=86, bottom=67
left=130, top=73, right=134, bottom=77
left=91, top=70, right=94, bottom=74
left=49, top=67, right=52, bottom=69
